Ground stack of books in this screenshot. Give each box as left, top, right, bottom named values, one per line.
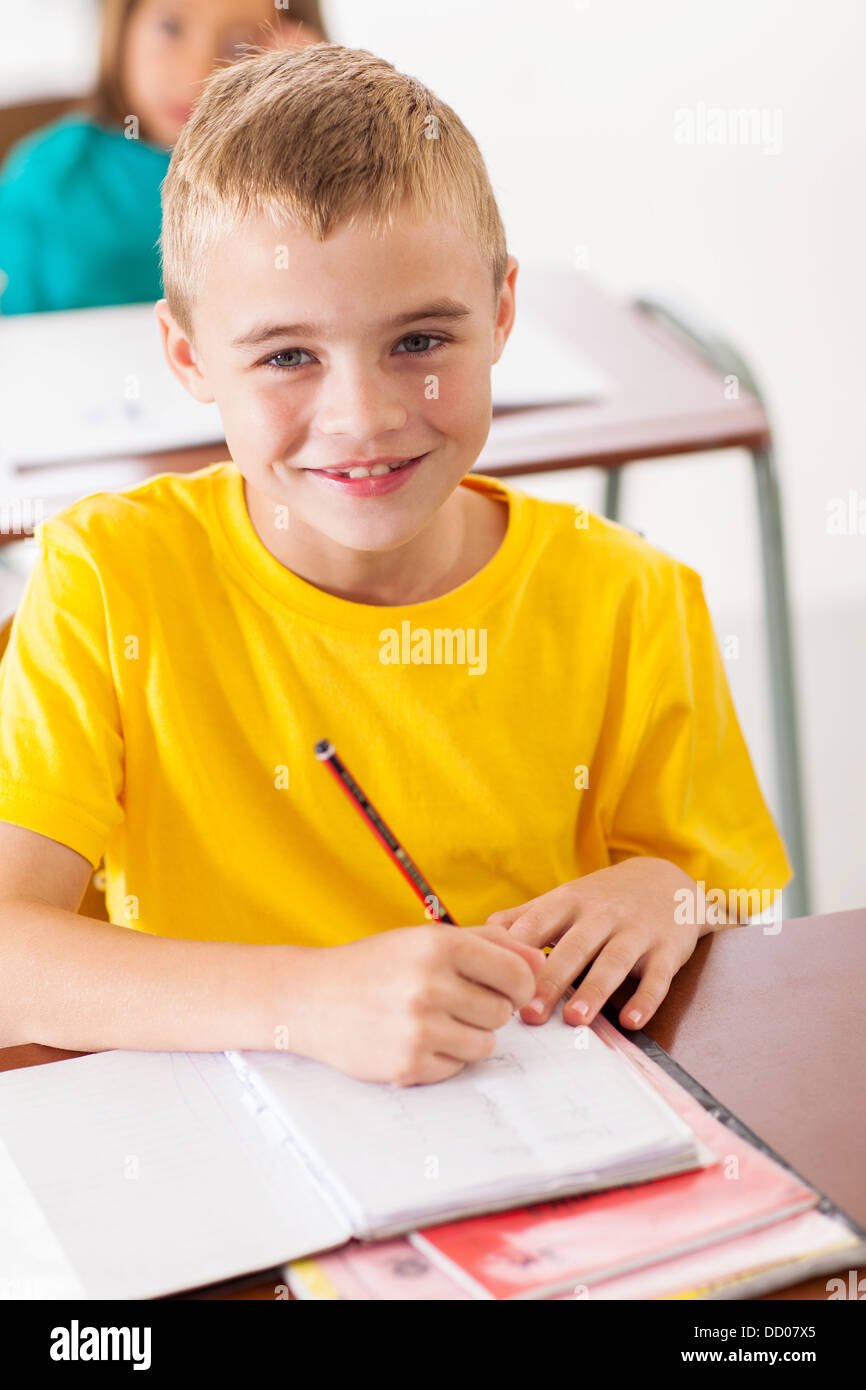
left=285, top=1015, right=860, bottom=1300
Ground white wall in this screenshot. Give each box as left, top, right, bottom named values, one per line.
left=329, top=0, right=866, bottom=914
left=0, top=0, right=98, bottom=101
left=2, top=0, right=863, bottom=911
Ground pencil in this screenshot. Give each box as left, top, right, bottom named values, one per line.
left=313, top=738, right=553, bottom=954
left=313, top=739, right=458, bottom=924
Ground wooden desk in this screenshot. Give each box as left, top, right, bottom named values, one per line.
left=3, top=907, right=863, bottom=1301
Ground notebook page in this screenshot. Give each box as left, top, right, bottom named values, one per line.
left=0, top=1140, right=86, bottom=1299
left=0, top=1049, right=350, bottom=1299
left=236, top=1003, right=703, bottom=1235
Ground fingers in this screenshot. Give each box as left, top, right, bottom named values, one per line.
left=403, top=1053, right=468, bottom=1086
left=447, top=977, right=516, bottom=1032
left=396, top=947, right=678, bottom=1086
left=464, top=928, right=544, bottom=973
left=563, top=942, right=677, bottom=1029
left=457, top=925, right=545, bottom=1008
left=487, top=889, right=573, bottom=947
left=557, top=938, right=636, bottom=1026
left=391, top=1015, right=498, bottom=1087
left=437, top=1015, right=500, bottom=1066
left=614, top=952, right=679, bottom=1030
left=518, top=919, right=610, bottom=1023
left=484, top=895, right=545, bottom=932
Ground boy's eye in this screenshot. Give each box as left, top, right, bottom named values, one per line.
left=265, top=349, right=311, bottom=371
left=158, top=17, right=182, bottom=38
left=395, top=334, right=440, bottom=355
left=261, top=335, right=446, bottom=373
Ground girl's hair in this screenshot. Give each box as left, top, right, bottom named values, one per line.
left=86, top=0, right=330, bottom=130
left=160, top=44, right=509, bottom=340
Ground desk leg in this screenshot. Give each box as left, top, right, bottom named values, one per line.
left=752, top=444, right=811, bottom=919
left=628, top=293, right=812, bottom=919
left=602, top=444, right=809, bottom=917
left=604, top=467, right=623, bottom=522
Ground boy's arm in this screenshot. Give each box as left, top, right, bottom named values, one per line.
left=0, top=822, right=543, bottom=1083
left=0, top=821, right=318, bottom=1054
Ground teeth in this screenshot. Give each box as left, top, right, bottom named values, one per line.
left=349, top=464, right=388, bottom=478
left=332, top=459, right=412, bottom=479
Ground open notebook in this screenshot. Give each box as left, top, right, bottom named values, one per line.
left=0, top=1005, right=713, bottom=1300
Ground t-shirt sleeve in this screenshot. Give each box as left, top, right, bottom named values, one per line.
left=0, top=522, right=124, bottom=867
left=605, top=561, right=793, bottom=903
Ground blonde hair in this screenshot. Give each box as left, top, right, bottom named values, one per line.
left=159, top=44, right=509, bottom=340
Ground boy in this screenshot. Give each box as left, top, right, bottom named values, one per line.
left=0, top=45, right=791, bottom=1085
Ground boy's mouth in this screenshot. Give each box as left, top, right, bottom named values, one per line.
left=302, top=453, right=427, bottom=496
left=311, top=455, right=422, bottom=479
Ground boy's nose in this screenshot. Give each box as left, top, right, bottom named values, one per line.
left=316, top=370, right=408, bottom=440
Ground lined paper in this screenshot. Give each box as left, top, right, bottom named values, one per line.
left=235, top=1004, right=706, bottom=1236
left=0, top=1050, right=348, bottom=1299
left=0, top=1140, right=86, bottom=1298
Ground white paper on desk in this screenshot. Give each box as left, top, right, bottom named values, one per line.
left=0, top=303, right=225, bottom=468
left=491, top=311, right=608, bottom=408
left=0, top=1049, right=349, bottom=1300
left=233, top=1005, right=709, bottom=1239
left=0, top=300, right=605, bottom=470
left=0, top=1140, right=86, bottom=1298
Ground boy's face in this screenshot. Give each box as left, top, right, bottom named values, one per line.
left=158, top=206, right=518, bottom=558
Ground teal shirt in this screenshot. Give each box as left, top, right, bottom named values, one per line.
left=0, top=113, right=172, bottom=314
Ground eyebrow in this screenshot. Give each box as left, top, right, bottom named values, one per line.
left=230, top=298, right=473, bottom=349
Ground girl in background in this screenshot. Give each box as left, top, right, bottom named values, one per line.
left=0, top=0, right=328, bottom=314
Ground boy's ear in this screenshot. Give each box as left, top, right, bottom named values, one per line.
left=491, top=255, right=519, bottom=366
left=154, top=299, right=215, bottom=404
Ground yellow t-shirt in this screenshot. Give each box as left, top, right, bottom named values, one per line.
left=0, top=464, right=792, bottom=943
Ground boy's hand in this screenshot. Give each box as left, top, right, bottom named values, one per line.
left=299, top=924, right=545, bottom=1087
left=485, top=857, right=703, bottom=1032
